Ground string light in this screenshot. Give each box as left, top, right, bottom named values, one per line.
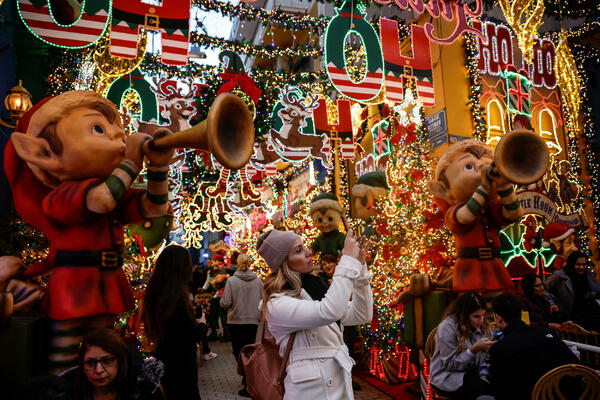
left=497, top=0, right=545, bottom=64
left=193, top=0, right=329, bottom=33
left=555, top=30, right=583, bottom=137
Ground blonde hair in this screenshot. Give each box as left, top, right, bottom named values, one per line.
left=262, top=260, right=302, bottom=318
left=237, top=253, right=250, bottom=271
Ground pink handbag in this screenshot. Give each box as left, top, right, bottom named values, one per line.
left=238, top=326, right=296, bottom=400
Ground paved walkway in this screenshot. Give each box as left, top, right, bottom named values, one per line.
left=198, top=340, right=393, bottom=399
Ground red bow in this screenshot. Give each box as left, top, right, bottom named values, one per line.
left=376, top=220, right=391, bottom=236
left=391, top=121, right=417, bottom=145
left=409, top=168, right=424, bottom=183
left=530, top=88, right=562, bottom=127
left=419, top=243, right=447, bottom=271
left=481, top=78, right=506, bottom=104
left=217, top=72, right=263, bottom=104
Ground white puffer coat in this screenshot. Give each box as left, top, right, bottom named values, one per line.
left=262, top=255, right=373, bottom=400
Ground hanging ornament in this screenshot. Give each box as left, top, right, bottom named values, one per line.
left=555, top=30, right=582, bottom=136
left=497, top=0, right=545, bottom=64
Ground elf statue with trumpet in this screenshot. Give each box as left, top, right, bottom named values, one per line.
left=3, top=91, right=175, bottom=371
left=427, top=131, right=549, bottom=293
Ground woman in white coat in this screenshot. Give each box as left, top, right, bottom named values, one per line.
left=256, top=229, right=373, bottom=400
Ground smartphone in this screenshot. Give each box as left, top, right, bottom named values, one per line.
left=492, top=329, right=504, bottom=341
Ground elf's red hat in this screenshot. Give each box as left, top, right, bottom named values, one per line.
left=542, top=222, right=574, bottom=248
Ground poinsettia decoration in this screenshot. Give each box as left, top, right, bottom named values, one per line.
left=423, top=208, right=444, bottom=231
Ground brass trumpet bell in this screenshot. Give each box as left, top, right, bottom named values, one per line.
left=149, top=93, right=255, bottom=170
left=494, top=129, right=550, bottom=185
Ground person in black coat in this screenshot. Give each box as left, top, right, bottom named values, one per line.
left=519, top=273, right=563, bottom=330
left=489, top=294, right=580, bottom=400
left=142, top=245, right=206, bottom=400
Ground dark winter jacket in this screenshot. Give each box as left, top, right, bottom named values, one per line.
left=489, top=321, right=580, bottom=400
left=155, top=300, right=206, bottom=400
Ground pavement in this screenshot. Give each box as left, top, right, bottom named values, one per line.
left=198, top=340, right=394, bottom=399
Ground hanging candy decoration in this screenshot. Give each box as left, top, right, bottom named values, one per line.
left=17, top=0, right=111, bottom=48
left=497, top=0, right=545, bottom=64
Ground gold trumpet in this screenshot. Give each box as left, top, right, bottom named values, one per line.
left=493, top=129, right=550, bottom=185
left=148, top=92, right=255, bottom=170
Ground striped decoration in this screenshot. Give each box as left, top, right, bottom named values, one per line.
left=416, top=78, right=435, bottom=107
left=327, top=63, right=384, bottom=101
left=340, top=140, right=355, bottom=159
left=265, top=164, right=278, bottom=176
left=507, top=73, right=531, bottom=115
left=384, top=74, right=435, bottom=107
left=18, top=0, right=110, bottom=48
left=109, top=24, right=189, bottom=66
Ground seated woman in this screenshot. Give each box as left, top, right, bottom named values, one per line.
left=61, top=328, right=165, bottom=400
left=545, top=251, right=600, bottom=332
left=257, top=229, right=372, bottom=398
left=520, top=273, right=562, bottom=329
left=429, top=292, right=495, bottom=400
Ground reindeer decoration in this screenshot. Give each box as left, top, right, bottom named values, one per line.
left=251, top=135, right=281, bottom=168
left=270, top=87, right=332, bottom=168
left=137, top=77, right=196, bottom=136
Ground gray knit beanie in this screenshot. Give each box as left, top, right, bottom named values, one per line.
left=257, top=230, right=300, bottom=273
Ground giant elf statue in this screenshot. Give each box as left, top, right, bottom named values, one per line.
left=3, top=91, right=174, bottom=372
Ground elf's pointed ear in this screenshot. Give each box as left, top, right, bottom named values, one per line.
left=428, top=180, right=450, bottom=200
left=10, top=132, right=62, bottom=173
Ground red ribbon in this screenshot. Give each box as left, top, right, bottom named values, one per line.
left=217, top=72, right=263, bottom=104
left=530, top=88, right=562, bottom=127
left=480, top=78, right=506, bottom=104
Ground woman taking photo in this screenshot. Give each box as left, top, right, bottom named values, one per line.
left=257, top=229, right=372, bottom=399
left=62, top=328, right=164, bottom=400
left=429, top=292, right=494, bottom=400
left=142, top=245, right=206, bottom=400
left=220, top=253, right=262, bottom=397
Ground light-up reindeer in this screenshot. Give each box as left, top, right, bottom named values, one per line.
left=271, top=89, right=331, bottom=167
left=137, top=77, right=195, bottom=136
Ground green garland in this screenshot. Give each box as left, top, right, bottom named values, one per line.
left=193, top=0, right=329, bottom=32
left=190, top=32, right=322, bottom=58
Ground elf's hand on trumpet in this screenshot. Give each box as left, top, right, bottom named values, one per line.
left=142, top=127, right=176, bottom=166
left=482, top=163, right=510, bottom=187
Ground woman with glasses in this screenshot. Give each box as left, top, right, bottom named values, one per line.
left=61, top=328, right=165, bottom=400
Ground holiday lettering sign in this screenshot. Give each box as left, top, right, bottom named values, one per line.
left=18, top=0, right=190, bottom=66
left=474, top=20, right=556, bottom=89
left=324, top=0, right=484, bottom=105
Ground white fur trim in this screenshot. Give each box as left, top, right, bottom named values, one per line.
left=351, top=183, right=387, bottom=198
left=542, top=228, right=574, bottom=247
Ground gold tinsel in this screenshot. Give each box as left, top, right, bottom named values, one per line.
left=555, top=30, right=582, bottom=137
left=93, top=28, right=148, bottom=77
left=498, top=0, right=545, bottom=64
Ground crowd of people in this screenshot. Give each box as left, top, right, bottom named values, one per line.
left=429, top=250, right=600, bottom=400
left=12, top=233, right=600, bottom=400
